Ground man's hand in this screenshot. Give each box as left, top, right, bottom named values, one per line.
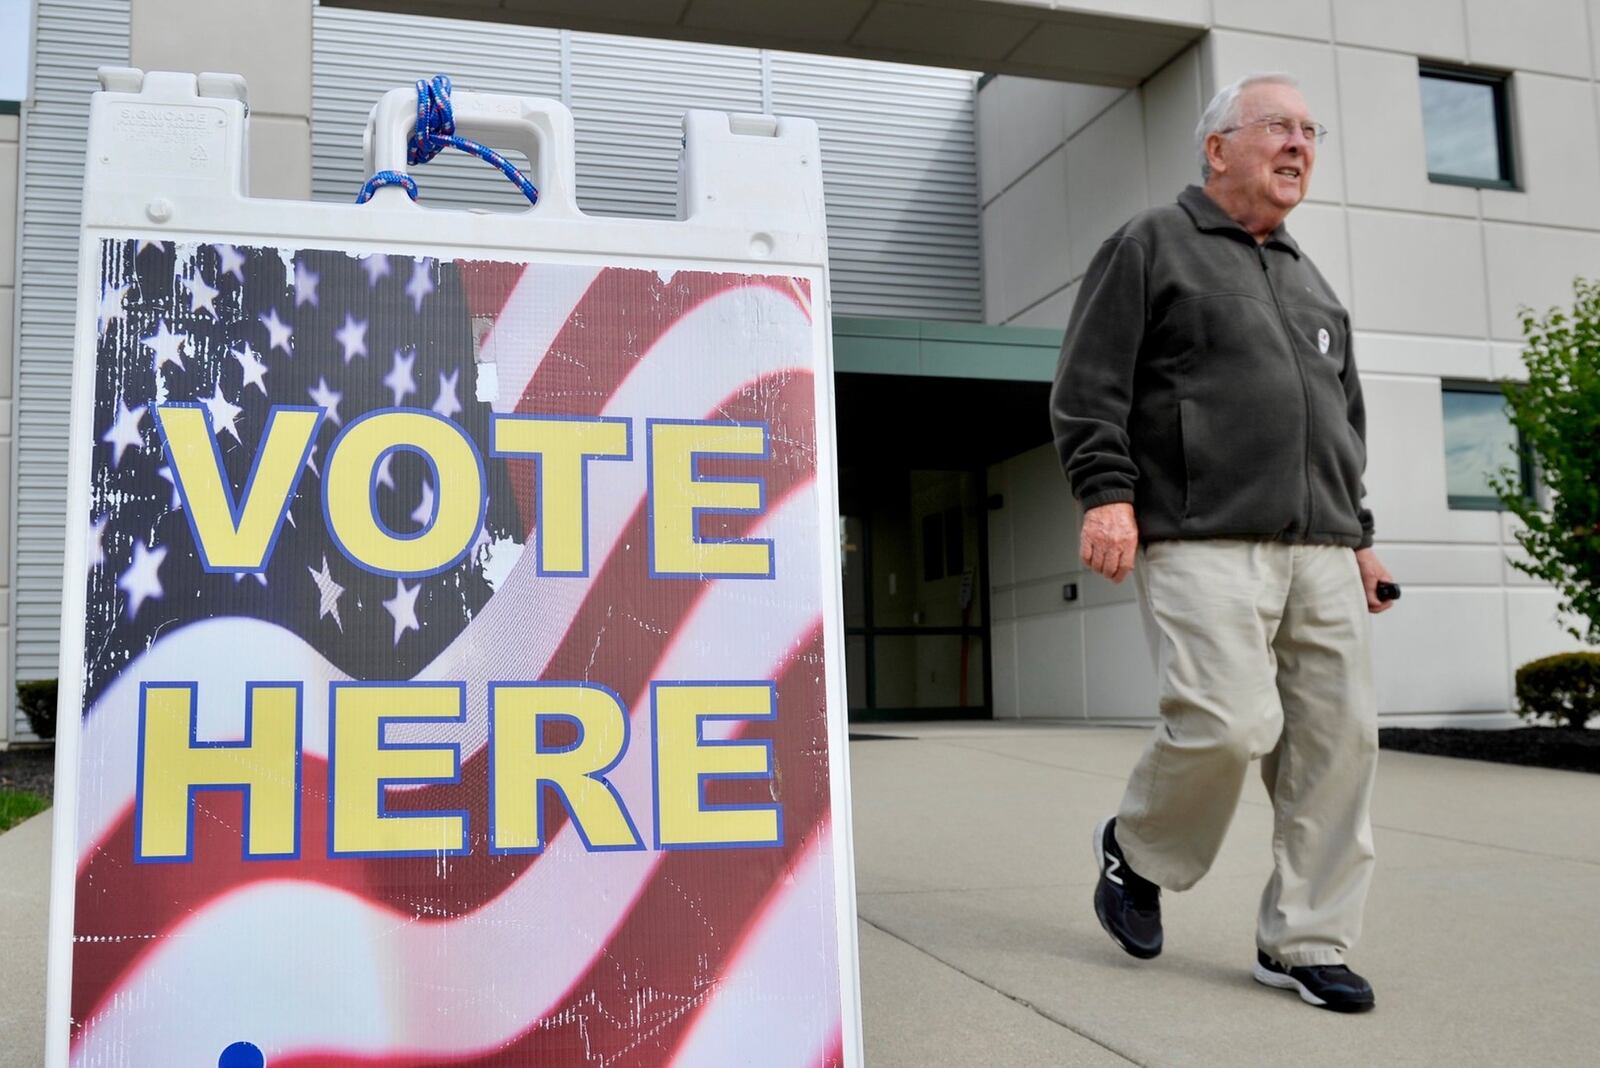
left=1355, top=547, right=1395, bottom=614
left=1081, top=502, right=1139, bottom=584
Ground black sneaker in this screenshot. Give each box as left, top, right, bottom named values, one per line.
left=1091, top=816, right=1163, bottom=959
left=1253, top=951, right=1376, bottom=1013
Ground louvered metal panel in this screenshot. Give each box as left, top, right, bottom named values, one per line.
left=312, top=6, right=562, bottom=212
left=568, top=32, right=763, bottom=219
left=12, top=0, right=129, bottom=740
left=771, top=51, right=980, bottom=321
left=311, top=10, right=979, bottom=319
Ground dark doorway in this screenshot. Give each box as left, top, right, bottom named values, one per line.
left=835, top=373, right=1052, bottom=720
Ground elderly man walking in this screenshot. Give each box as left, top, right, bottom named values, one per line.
left=1050, top=72, right=1396, bottom=1013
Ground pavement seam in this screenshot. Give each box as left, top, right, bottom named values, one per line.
left=858, top=915, right=1148, bottom=1067
left=918, top=739, right=1600, bottom=868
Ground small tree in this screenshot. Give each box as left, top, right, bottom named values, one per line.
left=1495, top=277, right=1600, bottom=646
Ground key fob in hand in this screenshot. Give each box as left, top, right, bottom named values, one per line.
left=1376, top=581, right=1401, bottom=603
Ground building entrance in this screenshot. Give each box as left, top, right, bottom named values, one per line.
left=834, top=370, right=1053, bottom=720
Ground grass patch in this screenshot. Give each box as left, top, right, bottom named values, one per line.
left=0, top=788, right=49, bottom=833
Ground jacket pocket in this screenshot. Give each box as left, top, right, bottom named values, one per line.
left=1178, top=398, right=1196, bottom=519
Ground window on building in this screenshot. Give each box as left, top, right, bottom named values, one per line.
left=1441, top=383, right=1532, bottom=510
left=1419, top=65, right=1515, bottom=188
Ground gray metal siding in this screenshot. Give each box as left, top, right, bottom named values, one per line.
left=12, top=0, right=128, bottom=741
left=311, top=8, right=979, bottom=317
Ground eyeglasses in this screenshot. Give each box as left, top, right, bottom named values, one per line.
left=1219, top=115, right=1329, bottom=144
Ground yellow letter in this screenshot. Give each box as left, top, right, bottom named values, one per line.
left=490, top=415, right=630, bottom=574
left=324, top=411, right=484, bottom=577
left=648, top=421, right=773, bottom=579
left=490, top=683, right=641, bottom=853
left=136, top=683, right=302, bottom=861
left=329, top=683, right=468, bottom=857
left=652, top=682, right=780, bottom=849
left=156, top=405, right=321, bottom=572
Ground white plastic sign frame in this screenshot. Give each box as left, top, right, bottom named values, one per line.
left=47, top=68, right=862, bottom=1067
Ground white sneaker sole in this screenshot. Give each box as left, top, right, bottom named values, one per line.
left=1252, top=961, right=1328, bottom=1007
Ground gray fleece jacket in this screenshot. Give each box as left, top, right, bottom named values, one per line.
left=1050, top=185, right=1375, bottom=550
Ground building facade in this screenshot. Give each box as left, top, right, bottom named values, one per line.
left=3, top=0, right=1597, bottom=742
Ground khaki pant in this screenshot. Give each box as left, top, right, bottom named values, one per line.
left=1115, top=540, right=1378, bottom=967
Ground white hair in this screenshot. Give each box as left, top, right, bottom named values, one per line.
left=1195, top=72, right=1301, bottom=180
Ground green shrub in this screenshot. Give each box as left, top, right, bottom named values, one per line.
left=1514, top=653, right=1600, bottom=728
left=15, top=678, right=57, bottom=741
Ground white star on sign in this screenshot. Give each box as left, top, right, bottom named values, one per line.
left=260, top=308, right=293, bottom=356
left=118, top=540, right=167, bottom=620
left=231, top=342, right=269, bottom=397
left=142, top=320, right=187, bottom=374
left=384, top=348, right=417, bottom=406
left=294, top=261, right=320, bottom=307
left=213, top=243, right=247, bottom=282
left=432, top=368, right=462, bottom=420
left=186, top=274, right=220, bottom=319
left=102, top=399, right=148, bottom=468
left=233, top=570, right=269, bottom=587
left=383, top=577, right=422, bottom=645
left=158, top=466, right=184, bottom=510
left=411, top=480, right=435, bottom=528
left=308, top=555, right=345, bottom=632
left=203, top=383, right=243, bottom=444
left=375, top=452, right=396, bottom=490
left=88, top=515, right=107, bottom=571
left=361, top=253, right=391, bottom=287
left=308, top=377, right=343, bottom=425
left=405, top=258, right=434, bottom=312
left=98, top=281, right=131, bottom=334
left=335, top=314, right=368, bottom=364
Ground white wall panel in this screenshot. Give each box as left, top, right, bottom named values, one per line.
left=1213, top=0, right=1332, bottom=40
left=1060, top=83, right=1127, bottom=141
left=982, top=148, right=1070, bottom=322
left=1376, top=545, right=1505, bottom=587
left=1371, top=590, right=1509, bottom=713
left=1082, top=603, right=1157, bottom=720
left=1008, top=283, right=1074, bottom=329
left=1064, top=92, right=1148, bottom=280
left=1141, top=46, right=1203, bottom=206
left=1483, top=222, right=1600, bottom=340
left=1285, top=201, right=1351, bottom=307
left=977, top=75, right=1069, bottom=204
left=1481, top=74, right=1600, bottom=231
left=1348, top=210, right=1487, bottom=336
left=1466, top=0, right=1591, bottom=79
left=1016, top=611, right=1085, bottom=718
left=1206, top=30, right=1345, bottom=204
left=1362, top=376, right=1501, bottom=545
left=13, top=0, right=129, bottom=742
left=1352, top=333, right=1493, bottom=380
left=1005, top=443, right=1077, bottom=584
left=990, top=619, right=1020, bottom=718
left=1334, top=46, right=1477, bottom=216
left=1331, top=0, right=1468, bottom=61
left=1506, top=589, right=1590, bottom=669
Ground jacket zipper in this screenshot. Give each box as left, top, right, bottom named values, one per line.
left=1257, top=244, right=1314, bottom=537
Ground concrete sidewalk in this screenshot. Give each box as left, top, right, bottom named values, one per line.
left=3, top=725, right=1598, bottom=1065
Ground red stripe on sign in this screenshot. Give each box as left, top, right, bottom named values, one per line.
left=271, top=626, right=834, bottom=1068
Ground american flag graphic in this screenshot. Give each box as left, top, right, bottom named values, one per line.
left=67, top=238, right=846, bottom=1065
